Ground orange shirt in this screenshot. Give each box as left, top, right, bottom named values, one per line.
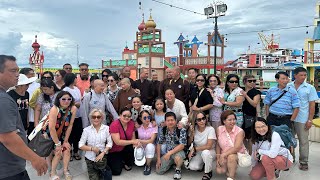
left=76, top=76, right=90, bottom=96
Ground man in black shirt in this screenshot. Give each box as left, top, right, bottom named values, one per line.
left=151, top=71, right=160, bottom=99
left=134, top=67, right=153, bottom=105
left=8, top=74, right=37, bottom=130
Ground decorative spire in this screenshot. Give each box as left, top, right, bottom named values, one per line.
left=145, top=8, right=156, bottom=29
left=32, top=35, right=40, bottom=49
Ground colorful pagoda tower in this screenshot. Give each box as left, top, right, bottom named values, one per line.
left=134, top=9, right=166, bottom=79
left=29, top=35, right=44, bottom=74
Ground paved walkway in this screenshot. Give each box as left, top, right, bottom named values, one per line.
left=27, top=142, right=320, bottom=180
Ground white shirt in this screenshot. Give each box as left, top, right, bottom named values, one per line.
left=63, top=86, right=81, bottom=117
left=27, top=81, right=40, bottom=122
left=194, top=126, right=216, bottom=150
left=166, top=98, right=188, bottom=126
left=79, top=124, right=113, bottom=161
left=252, top=132, right=293, bottom=165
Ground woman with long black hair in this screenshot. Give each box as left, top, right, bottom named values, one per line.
left=62, top=73, right=82, bottom=161
left=250, top=117, right=293, bottom=180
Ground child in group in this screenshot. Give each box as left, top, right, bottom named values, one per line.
left=156, top=112, right=187, bottom=180
left=152, top=97, right=167, bottom=155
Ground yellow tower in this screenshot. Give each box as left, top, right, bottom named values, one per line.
left=304, top=1, right=320, bottom=90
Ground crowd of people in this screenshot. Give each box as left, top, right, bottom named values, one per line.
left=0, top=54, right=318, bottom=180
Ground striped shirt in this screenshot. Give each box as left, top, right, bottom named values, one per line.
left=263, top=85, right=300, bottom=115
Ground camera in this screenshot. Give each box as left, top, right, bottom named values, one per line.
left=256, top=153, right=261, bottom=162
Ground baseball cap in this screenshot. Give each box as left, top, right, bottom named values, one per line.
left=134, top=146, right=146, bottom=166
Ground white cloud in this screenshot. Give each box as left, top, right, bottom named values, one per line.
left=0, top=0, right=318, bottom=68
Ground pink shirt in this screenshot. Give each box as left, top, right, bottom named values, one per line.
left=76, top=76, right=90, bottom=96
left=109, top=119, right=135, bottom=153
left=137, top=124, right=158, bottom=140
left=217, top=125, right=245, bottom=154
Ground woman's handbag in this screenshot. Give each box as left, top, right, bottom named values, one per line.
left=28, top=130, right=54, bottom=157
left=28, top=107, right=69, bottom=157
left=225, top=131, right=252, bottom=167
left=28, top=114, right=54, bottom=157
left=188, top=88, right=205, bottom=127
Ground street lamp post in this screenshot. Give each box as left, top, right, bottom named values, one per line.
left=138, top=63, right=142, bottom=79
left=204, top=1, right=227, bottom=75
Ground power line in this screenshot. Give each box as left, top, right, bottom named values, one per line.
left=150, top=0, right=205, bottom=15
left=225, top=25, right=314, bottom=36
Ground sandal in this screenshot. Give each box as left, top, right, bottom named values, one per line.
left=50, top=174, right=60, bottom=180
left=73, top=153, right=81, bottom=160
left=64, top=171, right=72, bottom=180
left=299, top=163, right=308, bottom=171
left=202, top=172, right=212, bottom=180
left=123, top=164, right=132, bottom=171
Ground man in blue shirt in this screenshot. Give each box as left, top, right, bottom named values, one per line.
left=264, top=71, right=300, bottom=129
left=288, top=67, right=318, bottom=171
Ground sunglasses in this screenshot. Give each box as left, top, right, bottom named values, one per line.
left=65, top=68, right=72, bottom=70
left=80, top=69, right=88, bottom=71
left=54, top=74, right=61, bottom=77
left=122, top=114, right=131, bottom=118
left=196, top=117, right=206, bottom=122
left=107, top=79, right=114, bottom=82
left=143, top=116, right=152, bottom=120
left=91, top=115, right=102, bottom=119
left=228, top=80, right=238, bottom=84
left=43, top=77, right=52, bottom=79
left=196, top=79, right=205, bottom=82
left=60, top=98, right=72, bottom=101
left=209, top=80, right=217, bottom=83
left=102, top=75, right=108, bottom=78
left=247, top=79, right=257, bottom=83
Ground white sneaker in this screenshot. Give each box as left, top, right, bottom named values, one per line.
left=173, top=169, right=181, bottom=179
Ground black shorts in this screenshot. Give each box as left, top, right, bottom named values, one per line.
left=243, top=114, right=256, bottom=139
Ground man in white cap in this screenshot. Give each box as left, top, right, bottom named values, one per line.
left=7, top=74, right=37, bottom=130
left=19, top=67, right=39, bottom=135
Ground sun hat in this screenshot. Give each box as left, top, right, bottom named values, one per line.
left=134, top=146, right=146, bottom=166
left=17, top=74, right=37, bottom=86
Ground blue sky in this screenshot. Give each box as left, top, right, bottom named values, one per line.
left=0, top=0, right=317, bottom=68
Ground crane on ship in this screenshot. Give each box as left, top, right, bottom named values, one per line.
left=258, top=33, right=280, bottom=53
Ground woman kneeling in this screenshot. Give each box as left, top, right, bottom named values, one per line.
left=250, top=117, right=293, bottom=180
left=79, top=108, right=112, bottom=180
left=187, top=112, right=216, bottom=180
left=216, top=110, right=246, bottom=180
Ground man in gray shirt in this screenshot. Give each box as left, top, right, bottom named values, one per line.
left=0, top=55, right=47, bottom=179
left=81, top=79, right=119, bottom=127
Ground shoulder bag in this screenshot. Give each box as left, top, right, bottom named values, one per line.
left=28, top=107, right=69, bottom=157
left=225, top=130, right=251, bottom=167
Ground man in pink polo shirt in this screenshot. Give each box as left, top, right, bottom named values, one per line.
left=76, top=63, right=90, bottom=96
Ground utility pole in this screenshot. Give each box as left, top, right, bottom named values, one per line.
left=77, top=44, right=79, bottom=66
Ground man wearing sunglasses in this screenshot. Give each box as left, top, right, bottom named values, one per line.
left=63, top=63, right=73, bottom=73
left=76, top=63, right=91, bottom=96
